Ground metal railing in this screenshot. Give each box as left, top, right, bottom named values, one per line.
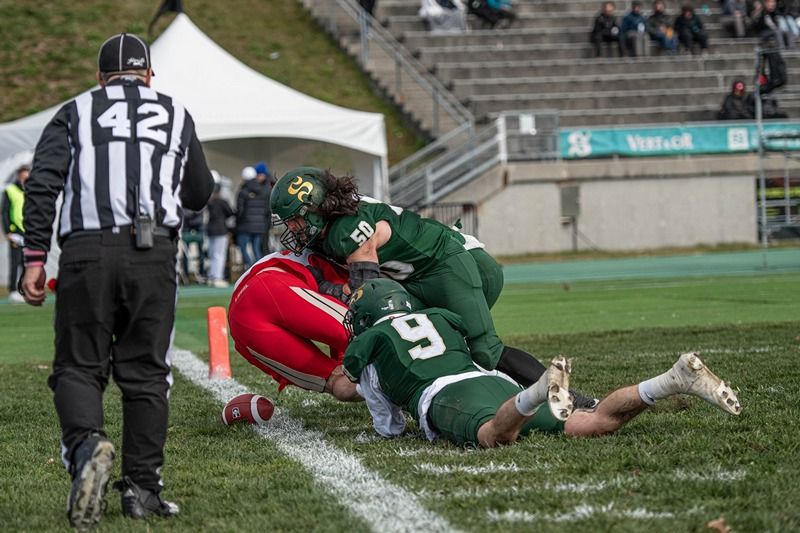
left=307, top=0, right=473, bottom=135
left=418, top=203, right=479, bottom=238
left=389, top=111, right=560, bottom=207
left=754, top=47, right=800, bottom=251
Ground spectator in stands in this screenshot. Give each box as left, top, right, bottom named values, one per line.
left=721, top=0, right=749, bottom=37
left=777, top=0, right=800, bottom=38
left=420, top=0, right=468, bottom=33
left=751, top=0, right=796, bottom=48
left=717, top=79, right=755, bottom=119
left=717, top=78, right=789, bottom=120
left=674, top=4, right=710, bottom=53
left=206, top=184, right=234, bottom=288
left=467, top=0, right=516, bottom=29
left=591, top=2, right=623, bottom=57
left=620, top=1, right=648, bottom=56
left=646, top=0, right=679, bottom=53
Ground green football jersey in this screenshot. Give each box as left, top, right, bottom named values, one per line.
left=343, top=308, right=477, bottom=420
left=318, top=198, right=465, bottom=281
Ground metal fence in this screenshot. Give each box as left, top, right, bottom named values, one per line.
left=755, top=48, right=800, bottom=246
left=307, top=0, right=473, bottom=136
left=418, top=203, right=479, bottom=238
left=389, top=111, right=560, bottom=208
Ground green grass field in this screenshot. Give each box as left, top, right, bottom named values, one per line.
left=1, top=259, right=799, bottom=531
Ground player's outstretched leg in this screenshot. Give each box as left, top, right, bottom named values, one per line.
left=516, top=356, right=574, bottom=421
left=638, top=352, right=741, bottom=415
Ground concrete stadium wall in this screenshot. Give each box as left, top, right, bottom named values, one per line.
left=440, top=154, right=789, bottom=256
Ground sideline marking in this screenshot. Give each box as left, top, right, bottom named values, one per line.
left=171, top=348, right=458, bottom=533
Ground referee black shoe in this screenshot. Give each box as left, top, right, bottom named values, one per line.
left=114, top=476, right=180, bottom=520
left=67, top=434, right=115, bottom=530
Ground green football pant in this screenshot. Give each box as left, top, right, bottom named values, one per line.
left=404, top=250, right=504, bottom=369
left=429, top=376, right=564, bottom=446
left=468, top=248, right=504, bottom=309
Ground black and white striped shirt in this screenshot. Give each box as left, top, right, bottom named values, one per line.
left=24, top=78, right=213, bottom=254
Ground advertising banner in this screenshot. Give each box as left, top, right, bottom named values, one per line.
left=560, top=122, right=800, bottom=159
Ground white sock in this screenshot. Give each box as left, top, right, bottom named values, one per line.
left=515, top=373, right=550, bottom=416
left=638, top=368, right=680, bottom=405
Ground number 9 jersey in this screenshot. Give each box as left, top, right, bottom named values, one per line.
left=318, top=197, right=467, bottom=282
left=343, top=308, right=477, bottom=422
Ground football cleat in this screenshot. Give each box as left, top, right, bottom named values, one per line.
left=570, top=389, right=600, bottom=410
left=67, top=434, right=115, bottom=530
left=547, top=356, right=574, bottom=421
left=114, top=476, right=179, bottom=520
left=671, top=352, right=742, bottom=415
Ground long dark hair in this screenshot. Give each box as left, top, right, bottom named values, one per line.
left=317, top=170, right=360, bottom=218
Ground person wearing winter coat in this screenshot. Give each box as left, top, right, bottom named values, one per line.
left=235, top=162, right=271, bottom=269
left=206, top=184, right=235, bottom=287
left=590, top=2, right=623, bottom=57
left=646, top=0, right=679, bottom=52
left=620, top=1, right=648, bottom=56
left=674, top=4, right=710, bottom=53
left=717, top=80, right=755, bottom=120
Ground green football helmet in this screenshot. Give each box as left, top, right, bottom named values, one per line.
left=270, top=167, right=328, bottom=253
left=344, top=278, right=414, bottom=337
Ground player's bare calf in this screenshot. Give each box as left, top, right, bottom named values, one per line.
left=564, top=351, right=742, bottom=437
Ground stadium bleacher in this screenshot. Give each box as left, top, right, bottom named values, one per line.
left=345, top=0, right=800, bottom=129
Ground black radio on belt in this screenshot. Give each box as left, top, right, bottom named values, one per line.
left=134, top=213, right=154, bottom=249
left=133, top=185, right=154, bottom=249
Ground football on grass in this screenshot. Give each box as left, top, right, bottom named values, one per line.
left=221, top=393, right=274, bottom=426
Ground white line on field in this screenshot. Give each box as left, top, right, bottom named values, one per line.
left=414, top=461, right=537, bottom=475
left=170, top=349, right=458, bottom=533
left=488, top=504, right=704, bottom=523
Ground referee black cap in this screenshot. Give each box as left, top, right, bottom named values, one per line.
left=98, top=33, right=152, bottom=73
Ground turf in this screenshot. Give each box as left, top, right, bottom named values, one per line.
left=1, top=270, right=799, bottom=531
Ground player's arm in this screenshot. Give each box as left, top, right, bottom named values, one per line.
left=343, top=220, right=391, bottom=295
left=323, top=214, right=392, bottom=299
left=342, top=334, right=377, bottom=383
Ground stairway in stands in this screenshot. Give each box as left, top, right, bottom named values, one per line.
left=305, top=0, right=798, bottom=131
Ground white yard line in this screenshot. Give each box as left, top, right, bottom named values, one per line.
left=488, top=504, right=704, bottom=523
left=171, top=348, right=458, bottom=533
left=414, top=461, right=535, bottom=475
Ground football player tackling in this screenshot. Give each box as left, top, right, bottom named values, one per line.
left=342, top=279, right=742, bottom=447
left=270, top=167, right=600, bottom=407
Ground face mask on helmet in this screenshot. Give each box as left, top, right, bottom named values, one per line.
left=344, top=278, right=413, bottom=338
left=270, top=167, right=328, bottom=253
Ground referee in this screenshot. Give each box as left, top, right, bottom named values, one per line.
left=20, top=33, right=213, bottom=528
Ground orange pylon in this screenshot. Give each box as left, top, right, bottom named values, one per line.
left=207, top=306, right=232, bottom=380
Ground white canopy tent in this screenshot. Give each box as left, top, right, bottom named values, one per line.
left=0, top=14, right=389, bottom=287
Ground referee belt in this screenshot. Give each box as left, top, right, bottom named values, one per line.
left=61, top=225, right=178, bottom=244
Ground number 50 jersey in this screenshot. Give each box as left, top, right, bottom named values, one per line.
left=318, top=198, right=467, bottom=282
left=343, top=308, right=478, bottom=420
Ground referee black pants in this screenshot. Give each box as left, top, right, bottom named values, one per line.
left=49, top=229, right=177, bottom=492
